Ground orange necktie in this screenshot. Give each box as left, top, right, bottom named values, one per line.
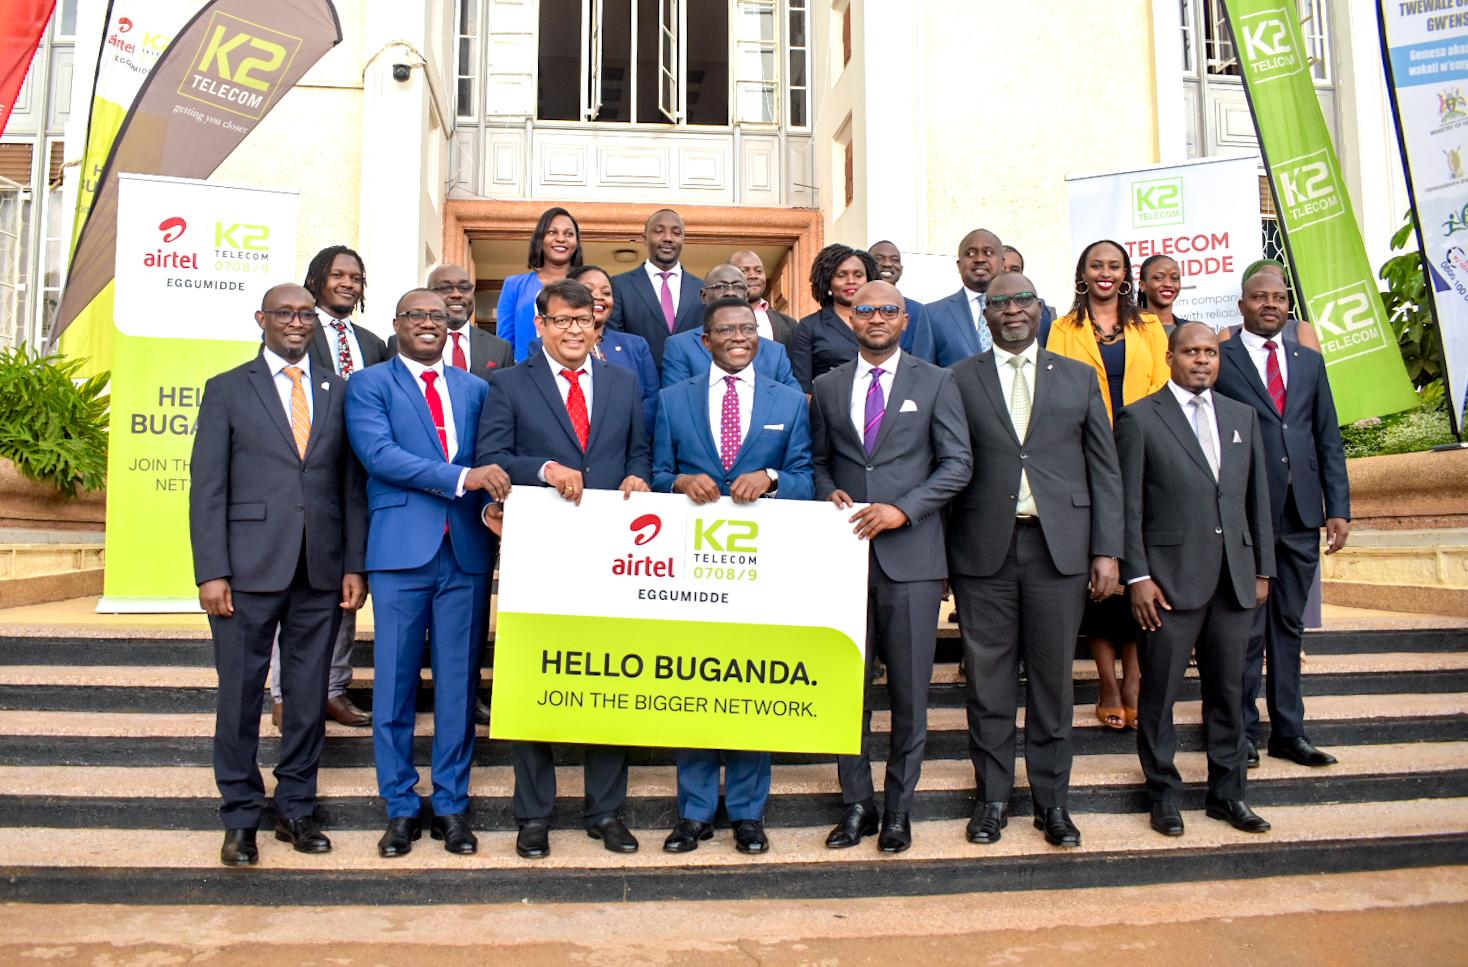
left=283, top=366, right=310, bottom=459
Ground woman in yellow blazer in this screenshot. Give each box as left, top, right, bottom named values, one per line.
left=1046, top=238, right=1170, bottom=732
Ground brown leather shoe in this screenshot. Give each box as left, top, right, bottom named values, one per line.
left=270, top=701, right=283, bottom=731
left=326, top=693, right=371, bottom=727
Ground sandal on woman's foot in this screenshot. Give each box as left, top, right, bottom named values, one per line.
left=1124, top=706, right=1139, bottom=729
left=1095, top=705, right=1127, bottom=730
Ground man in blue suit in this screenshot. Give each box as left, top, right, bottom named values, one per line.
left=608, top=208, right=704, bottom=368
left=926, top=228, right=1006, bottom=366
left=653, top=296, right=815, bottom=856
left=477, top=279, right=651, bottom=860
left=1214, top=271, right=1350, bottom=770
left=660, top=263, right=802, bottom=391
left=345, top=288, right=510, bottom=859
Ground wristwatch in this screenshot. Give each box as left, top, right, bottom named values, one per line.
left=763, top=468, right=779, bottom=497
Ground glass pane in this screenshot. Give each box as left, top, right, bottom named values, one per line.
left=789, top=88, right=806, bottom=127
left=738, top=46, right=776, bottom=82
left=736, top=80, right=776, bottom=123
left=683, top=0, right=727, bottom=125
left=458, top=77, right=474, bottom=113
left=538, top=0, right=584, bottom=120
left=789, top=49, right=806, bottom=87
left=58, top=0, right=78, bottom=36
left=460, top=0, right=474, bottom=30
left=737, top=3, right=775, bottom=43
left=789, top=8, right=806, bottom=47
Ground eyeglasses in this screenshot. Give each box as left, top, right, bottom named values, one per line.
left=432, top=281, right=475, bottom=294
left=265, top=308, right=320, bottom=325
left=986, top=292, right=1038, bottom=310
left=704, top=280, right=749, bottom=292
left=540, top=314, right=595, bottom=330
left=852, top=304, right=903, bottom=321
left=709, top=323, right=760, bottom=337
left=396, top=309, right=450, bottom=324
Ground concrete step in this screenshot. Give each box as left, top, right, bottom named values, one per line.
left=0, top=545, right=104, bottom=610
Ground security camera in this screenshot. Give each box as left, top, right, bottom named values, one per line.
left=392, top=63, right=411, bottom=82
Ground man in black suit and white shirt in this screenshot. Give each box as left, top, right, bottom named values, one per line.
left=946, top=272, right=1123, bottom=848
left=608, top=208, right=705, bottom=367
left=1118, top=322, right=1275, bottom=838
left=190, top=283, right=368, bottom=867
left=811, top=280, right=972, bottom=853
left=731, top=248, right=798, bottom=348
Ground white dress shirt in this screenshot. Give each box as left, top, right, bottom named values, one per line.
left=446, top=327, right=473, bottom=372
left=992, top=340, right=1040, bottom=517
left=850, top=348, right=900, bottom=443
left=708, top=361, right=756, bottom=449
left=644, top=260, right=682, bottom=314
left=1237, top=326, right=1290, bottom=391
left=967, top=289, right=987, bottom=332
left=318, top=311, right=365, bottom=377
left=538, top=350, right=595, bottom=482
left=261, top=347, right=313, bottom=422
left=752, top=299, right=775, bottom=341
left=396, top=353, right=468, bottom=495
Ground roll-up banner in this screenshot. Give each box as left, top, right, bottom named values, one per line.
left=0, top=1, right=57, bottom=136
left=53, top=0, right=340, bottom=379
left=1223, top=0, right=1419, bottom=425
left=1378, top=3, right=1468, bottom=433
left=1067, top=154, right=1264, bottom=332
left=101, top=173, right=297, bottom=612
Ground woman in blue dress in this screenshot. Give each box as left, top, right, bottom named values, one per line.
left=498, top=206, right=583, bottom=362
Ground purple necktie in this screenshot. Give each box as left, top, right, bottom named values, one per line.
left=863, top=367, right=886, bottom=455
left=658, top=271, right=677, bottom=332
left=719, top=375, right=741, bottom=470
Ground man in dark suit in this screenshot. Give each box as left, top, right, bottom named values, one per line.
left=660, top=263, right=801, bottom=391
left=1000, top=245, right=1054, bottom=346
left=653, top=296, right=815, bottom=856
left=345, top=288, right=509, bottom=858
left=947, top=272, right=1122, bottom=848
left=925, top=229, right=1005, bottom=367
left=1118, top=322, right=1276, bottom=837
left=811, top=280, right=972, bottom=853
left=477, top=278, right=650, bottom=860
left=608, top=208, right=705, bottom=367
left=1215, top=272, right=1350, bottom=768
left=387, top=264, right=515, bottom=381
left=190, top=283, right=368, bottom=867
left=730, top=249, right=798, bottom=348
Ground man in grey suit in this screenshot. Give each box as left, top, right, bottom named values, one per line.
left=731, top=249, right=798, bottom=348
left=947, top=272, right=1123, bottom=848
left=1118, top=322, right=1275, bottom=838
left=811, top=280, right=972, bottom=853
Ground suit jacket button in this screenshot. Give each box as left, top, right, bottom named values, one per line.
left=1281, top=423, right=1288, bottom=429
left=1019, top=452, right=1028, bottom=460
left=296, top=504, right=304, bottom=512
left=1281, top=456, right=1289, bottom=463
left=865, top=464, right=874, bottom=471
left=1214, top=527, right=1222, bottom=535
left=1009, top=493, right=1017, bottom=500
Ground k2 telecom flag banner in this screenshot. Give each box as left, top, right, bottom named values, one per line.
left=0, top=1, right=56, bottom=136
left=52, top=0, right=340, bottom=377
left=1067, top=155, right=1264, bottom=331
left=1224, top=0, right=1419, bottom=424
left=1378, top=3, right=1468, bottom=431
left=491, top=489, right=869, bottom=755
left=101, top=174, right=297, bottom=611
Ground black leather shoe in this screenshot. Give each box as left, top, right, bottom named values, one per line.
left=878, top=812, right=912, bottom=853
left=1245, top=738, right=1261, bottom=769
left=1150, top=802, right=1185, bottom=837
left=274, top=815, right=331, bottom=853
left=733, top=819, right=769, bottom=854
left=1033, top=806, right=1081, bottom=847
left=516, top=819, right=550, bottom=859
left=474, top=698, right=491, bottom=725
left=588, top=816, right=639, bottom=853
left=966, top=801, right=1009, bottom=844
left=663, top=818, right=713, bottom=853
left=431, top=813, right=478, bottom=854
left=1205, top=798, right=1271, bottom=833
left=1268, top=736, right=1337, bottom=767
left=378, top=816, right=421, bottom=857
left=221, top=828, right=258, bottom=866
left=825, top=800, right=880, bottom=849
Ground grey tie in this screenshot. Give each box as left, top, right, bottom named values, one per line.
left=1008, top=355, right=1032, bottom=504
left=1189, top=394, right=1219, bottom=480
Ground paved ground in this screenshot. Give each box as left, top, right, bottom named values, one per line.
left=3, top=867, right=1468, bottom=965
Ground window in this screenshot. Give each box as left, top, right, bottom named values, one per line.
left=787, top=0, right=808, bottom=127
left=841, top=3, right=851, bottom=67
left=455, top=0, right=479, bottom=118
left=734, top=1, right=776, bottom=123
left=1184, top=0, right=1331, bottom=84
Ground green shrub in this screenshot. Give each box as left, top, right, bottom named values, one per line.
left=0, top=346, right=109, bottom=497
left=1340, top=385, right=1456, bottom=459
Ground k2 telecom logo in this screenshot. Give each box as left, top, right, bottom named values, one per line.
left=1131, top=177, right=1184, bottom=228
left=1273, top=148, right=1346, bottom=233
left=177, top=12, right=304, bottom=121
left=1234, top=7, right=1304, bottom=84
left=1308, top=281, right=1392, bottom=364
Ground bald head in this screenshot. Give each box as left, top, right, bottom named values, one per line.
left=729, top=250, right=768, bottom=302
left=849, top=280, right=907, bottom=357
left=256, top=283, right=317, bottom=362
left=958, top=228, right=1004, bottom=293
left=982, top=272, right=1041, bottom=351
left=701, top=263, right=750, bottom=305
left=261, top=283, right=312, bottom=311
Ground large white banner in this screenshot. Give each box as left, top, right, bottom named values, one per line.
left=1380, top=7, right=1468, bottom=428
left=1066, top=154, right=1264, bottom=331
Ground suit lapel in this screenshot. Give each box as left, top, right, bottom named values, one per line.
left=1026, top=346, right=1055, bottom=442
left=585, top=359, right=610, bottom=455
left=825, top=360, right=864, bottom=452
left=1071, top=315, right=1104, bottom=373
left=731, top=376, right=774, bottom=474
left=526, top=353, right=584, bottom=451
left=389, top=356, right=447, bottom=454
left=302, top=372, right=332, bottom=463
left=1222, top=338, right=1279, bottom=420
left=675, top=273, right=703, bottom=332
left=952, top=291, right=981, bottom=356
left=690, top=374, right=722, bottom=468
left=1153, top=392, right=1217, bottom=482
left=246, top=357, right=302, bottom=460
left=443, top=367, right=471, bottom=463
left=868, top=354, right=912, bottom=456
left=626, top=269, right=663, bottom=325
left=308, top=327, right=332, bottom=373
left=974, top=352, right=1019, bottom=446
left=1283, top=341, right=1310, bottom=421
left=1214, top=398, right=1244, bottom=479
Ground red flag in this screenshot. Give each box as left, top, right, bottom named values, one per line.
left=0, top=1, right=57, bottom=137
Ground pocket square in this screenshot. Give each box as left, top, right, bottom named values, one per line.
left=899, top=399, right=919, bottom=413
left=763, top=423, right=785, bottom=430
left=1232, top=429, right=1243, bottom=444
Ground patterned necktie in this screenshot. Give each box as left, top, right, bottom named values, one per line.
left=973, top=294, right=993, bottom=352
left=862, top=367, right=886, bottom=455
left=720, top=375, right=742, bottom=470
left=330, top=321, right=354, bottom=377
left=1189, top=394, right=1219, bottom=479
left=1263, top=339, right=1287, bottom=414
left=283, top=366, right=310, bottom=459
left=1007, top=355, right=1032, bottom=504
left=449, top=331, right=467, bottom=370
left=561, top=368, right=590, bottom=450
left=419, top=370, right=449, bottom=458
left=658, top=271, right=677, bottom=332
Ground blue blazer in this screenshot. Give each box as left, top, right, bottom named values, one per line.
left=607, top=266, right=705, bottom=367
left=528, top=329, right=660, bottom=438
left=660, top=328, right=802, bottom=392
left=925, top=288, right=992, bottom=366
left=652, top=373, right=814, bottom=499
left=345, top=357, right=493, bottom=574
left=477, top=351, right=652, bottom=488
left=497, top=272, right=543, bottom=363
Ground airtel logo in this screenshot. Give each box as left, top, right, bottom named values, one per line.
left=630, top=514, right=661, bottom=546
left=158, top=217, right=186, bottom=243
left=117, top=17, right=133, bottom=32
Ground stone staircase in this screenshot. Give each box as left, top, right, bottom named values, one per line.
left=0, top=623, right=1465, bottom=904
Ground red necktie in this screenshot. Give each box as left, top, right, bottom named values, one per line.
left=450, top=331, right=467, bottom=370
left=420, top=370, right=450, bottom=458
left=561, top=368, right=590, bottom=450
left=719, top=375, right=741, bottom=470
left=1263, top=339, right=1287, bottom=414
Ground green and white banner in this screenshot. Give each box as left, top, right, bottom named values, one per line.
left=1224, top=0, right=1419, bottom=424
left=102, top=173, right=297, bottom=611
left=491, top=488, right=869, bottom=754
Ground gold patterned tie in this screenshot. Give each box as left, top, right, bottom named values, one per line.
left=284, top=366, right=311, bottom=459
left=1008, top=355, right=1032, bottom=505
